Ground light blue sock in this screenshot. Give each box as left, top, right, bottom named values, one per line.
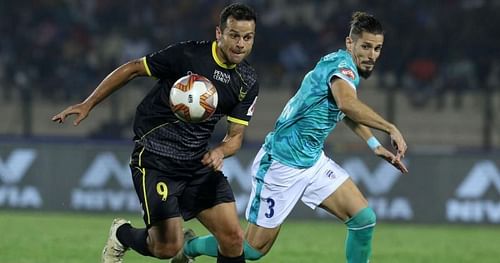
left=184, top=235, right=218, bottom=257
left=185, top=235, right=264, bottom=260
left=345, top=207, right=376, bottom=263
left=244, top=240, right=264, bottom=260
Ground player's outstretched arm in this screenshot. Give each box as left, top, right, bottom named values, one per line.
left=331, top=77, right=407, bottom=158
left=344, top=117, right=408, bottom=173
left=51, top=58, right=149, bottom=126
left=202, top=122, right=246, bottom=171
left=344, top=117, right=374, bottom=142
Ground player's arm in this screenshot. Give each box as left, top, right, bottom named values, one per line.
left=344, top=117, right=408, bottom=173
left=52, top=58, right=149, bottom=125
left=331, top=77, right=407, bottom=158
left=202, top=122, right=246, bottom=171
left=343, top=117, right=374, bottom=142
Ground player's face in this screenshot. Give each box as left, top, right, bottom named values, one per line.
left=346, top=32, right=384, bottom=78
left=216, top=17, right=256, bottom=65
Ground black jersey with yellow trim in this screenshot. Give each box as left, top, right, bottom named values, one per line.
left=133, top=40, right=259, bottom=161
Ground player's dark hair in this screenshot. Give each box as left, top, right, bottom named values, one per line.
left=219, top=3, right=257, bottom=30
left=349, top=11, right=384, bottom=39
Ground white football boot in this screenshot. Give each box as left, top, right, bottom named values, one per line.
left=102, top=218, right=130, bottom=263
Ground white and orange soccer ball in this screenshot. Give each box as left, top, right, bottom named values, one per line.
left=169, top=74, right=218, bottom=123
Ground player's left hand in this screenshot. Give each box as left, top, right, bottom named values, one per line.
left=202, top=149, right=224, bottom=171
left=374, top=146, right=409, bottom=174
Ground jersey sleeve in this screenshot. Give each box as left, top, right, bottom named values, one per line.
left=227, top=81, right=259, bottom=126
left=143, top=42, right=185, bottom=78
left=325, top=58, right=359, bottom=90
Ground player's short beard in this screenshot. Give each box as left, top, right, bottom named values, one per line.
left=358, top=67, right=373, bottom=79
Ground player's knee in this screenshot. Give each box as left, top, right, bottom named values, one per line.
left=362, top=207, right=376, bottom=225
left=218, top=227, right=245, bottom=251
left=150, top=241, right=183, bottom=259
left=346, top=207, right=377, bottom=229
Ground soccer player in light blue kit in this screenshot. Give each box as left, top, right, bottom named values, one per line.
left=174, top=11, right=408, bottom=263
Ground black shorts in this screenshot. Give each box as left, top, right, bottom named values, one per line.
left=129, top=144, right=235, bottom=227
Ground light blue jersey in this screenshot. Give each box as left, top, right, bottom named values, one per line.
left=263, top=49, right=360, bottom=168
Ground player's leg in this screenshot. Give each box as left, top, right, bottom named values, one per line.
left=103, top=162, right=186, bottom=261
left=300, top=154, right=375, bottom=263
left=115, top=217, right=184, bottom=258
left=244, top=222, right=280, bottom=256
left=191, top=203, right=281, bottom=261
left=178, top=222, right=275, bottom=261
left=242, top=148, right=312, bottom=258
left=319, top=179, right=374, bottom=263
left=174, top=169, right=247, bottom=263
left=196, top=202, right=246, bottom=262
left=181, top=148, right=305, bottom=261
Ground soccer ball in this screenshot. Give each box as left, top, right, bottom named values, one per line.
left=169, top=74, right=218, bottom=123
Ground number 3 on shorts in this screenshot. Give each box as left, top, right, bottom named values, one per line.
left=265, top=198, right=275, bottom=218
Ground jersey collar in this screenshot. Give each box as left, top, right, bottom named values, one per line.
left=212, top=41, right=236, bottom=69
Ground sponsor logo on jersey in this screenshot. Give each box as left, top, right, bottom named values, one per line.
left=340, top=68, right=355, bottom=80
left=213, top=69, right=231, bottom=84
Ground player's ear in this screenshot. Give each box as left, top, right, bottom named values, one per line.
left=345, top=36, right=353, bottom=51
left=216, top=26, right=222, bottom=41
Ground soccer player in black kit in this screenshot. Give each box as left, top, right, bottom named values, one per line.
left=52, top=3, right=258, bottom=263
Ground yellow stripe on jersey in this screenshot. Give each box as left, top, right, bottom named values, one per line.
left=228, top=116, right=249, bottom=126
left=142, top=57, right=152, bottom=76
left=212, top=41, right=236, bottom=69
left=140, top=122, right=170, bottom=141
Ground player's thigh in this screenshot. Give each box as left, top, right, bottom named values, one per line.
left=197, top=201, right=244, bottom=257
left=319, top=178, right=368, bottom=221
left=299, top=155, right=367, bottom=221
left=301, top=154, right=350, bottom=211
left=245, top=148, right=310, bottom=228
left=180, top=170, right=236, bottom=221
left=196, top=201, right=242, bottom=238
left=245, top=222, right=281, bottom=254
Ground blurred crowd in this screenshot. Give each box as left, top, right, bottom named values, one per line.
left=0, top=0, right=499, bottom=110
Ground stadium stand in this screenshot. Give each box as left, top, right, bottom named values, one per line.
left=0, top=0, right=498, bottom=150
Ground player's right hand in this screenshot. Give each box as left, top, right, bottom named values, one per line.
left=374, top=146, right=409, bottom=174
left=389, top=127, right=408, bottom=160
left=51, top=103, right=91, bottom=126
left=202, top=148, right=224, bottom=171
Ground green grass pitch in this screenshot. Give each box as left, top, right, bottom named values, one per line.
left=1, top=211, right=499, bottom=263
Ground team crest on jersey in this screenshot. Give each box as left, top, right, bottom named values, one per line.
left=238, top=87, right=248, bottom=101
left=340, top=68, right=355, bottom=80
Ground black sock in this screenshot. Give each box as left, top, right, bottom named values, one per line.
left=116, top=224, right=153, bottom=257
left=217, top=250, right=245, bottom=263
